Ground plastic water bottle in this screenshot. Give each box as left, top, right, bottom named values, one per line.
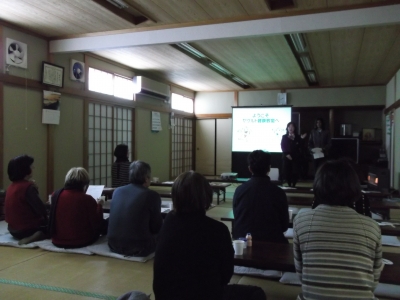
left=246, top=233, right=252, bottom=247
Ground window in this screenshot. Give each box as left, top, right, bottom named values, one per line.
left=171, top=117, right=193, bottom=178
left=88, top=102, right=133, bottom=186
left=88, top=68, right=134, bottom=100
left=171, top=93, right=193, bottom=113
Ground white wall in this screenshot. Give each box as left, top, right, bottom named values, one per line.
left=195, top=92, right=235, bottom=114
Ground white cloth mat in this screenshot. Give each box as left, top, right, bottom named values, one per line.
left=0, top=233, right=38, bottom=248
left=284, top=228, right=293, bottom=239
left=234, top=266, right=282, bottom=278
left=0, top=221, right=9, bottom=235
left=279, top=272, right=301, bottom=285
left=35, top=239, right=93, bottom=255
left=280, top=273, right=400, bottom=299
left=381, top=236, right=400, bottom=247
left=87, top=236, right=154, bottom=262
left=374, top=283, right=400, bottom=299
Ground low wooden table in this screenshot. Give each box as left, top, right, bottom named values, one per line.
left=221, top=210, right=400, bottom=237
left=234, top=241, right=400, bottom=285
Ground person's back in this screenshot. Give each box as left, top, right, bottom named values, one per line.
left=108, top=161, right=162, bottom=256
left=112, top=144, right=130, bottom=188
left=51, top=190, right=103, bottom=248
left=233, top=150, right=289, bottom=243
left=154, top=211, right=233, bottom=300
left=293, top=159, right=383, bottom=300
left=233, top=176, right=288, bottom=242
left=294, top=205, right=381, bottom=299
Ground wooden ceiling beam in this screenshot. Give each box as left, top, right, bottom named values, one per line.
left=50, top=4, right=400, bottom=53
left=91, top=0, right=148, bottom=25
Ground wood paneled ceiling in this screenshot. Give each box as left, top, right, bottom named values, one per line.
left=0, top=0, right=400, bottom=92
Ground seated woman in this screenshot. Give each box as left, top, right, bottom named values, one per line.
left=49, top=167, right=107, bottom=248
left=293, top=159, right=383, bottom=300
left=5, top=155, right=48, bottom=245
left=153, top=171, right=266, bottom=300
left=112, top=144, right=131, bottom=188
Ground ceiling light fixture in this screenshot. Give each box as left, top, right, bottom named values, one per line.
left=307, top=72, right=317, bottom=83
left=285, top=34, right=318, bottom=86
left=106, top=0, right=129, bottom=9
left=300, top=55, right=313, bottom=71
left=176, top=43, right=206, bottom=59
left=172, top=43, right=251, bottom=89
left=290, top=33, right=307, bottom=53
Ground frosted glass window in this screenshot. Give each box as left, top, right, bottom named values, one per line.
left=88, top=102, right=133, bottom=186
left=114, top=75, right=134, bottom=100
left=171, top=93, right=193, bottom=113
left=171, top=117, right=193, bottom=178
left=88, top=68, right=113, bottom=95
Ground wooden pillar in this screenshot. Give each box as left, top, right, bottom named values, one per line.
left=329, top=108, right=334, bottom=137
left=234, top=91, right=238, bottom=107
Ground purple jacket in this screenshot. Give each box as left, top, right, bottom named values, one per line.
left=281, top=134, right=302, bottom=157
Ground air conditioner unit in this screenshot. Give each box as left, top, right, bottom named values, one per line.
left=133, top=76, right=171, bottom=103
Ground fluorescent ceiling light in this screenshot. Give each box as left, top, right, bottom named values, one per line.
left=106, top=0, right=129, bottom=9
left=300, top=56, right=313, bottom=71
left=232, top=76, right=249, bottom=86
left=176, top=43, right=206, bottom=59
left=290, top=33, right=307, bottom=52
left=209, top=62, right=232, bottom=76
left=307, top=72, right=316, bottom=83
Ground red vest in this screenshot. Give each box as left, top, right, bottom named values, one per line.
left=5, top=181, right=45, bottom=231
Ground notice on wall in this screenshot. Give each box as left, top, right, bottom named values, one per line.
left=152, top=111, right=162, bottom=132
left=42, top=90, right=61, bottom=125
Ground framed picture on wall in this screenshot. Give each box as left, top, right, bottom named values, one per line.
left=42, top=62, right=64, bottom=88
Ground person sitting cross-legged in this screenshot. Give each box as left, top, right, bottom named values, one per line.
left=293, top=159, right=383, bottom=300
left=233, top=150, right=289, bottom=243
left=5, top=155, right=48, bottom=245
left=49, top=167, right=107, bottom=248
left=108, top=160, right=163, bottom=257
left=153, top=171, right=267, bottom=300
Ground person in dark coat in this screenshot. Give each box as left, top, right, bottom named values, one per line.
left=108, top=160, right=163, bottom=257
left=153, top=171, right=267, bottom=300
left=308, top=118, right=331, bottom=174
left=280, top=122, right=305, bottom=187
left=233, top=150, right=289, bottom=243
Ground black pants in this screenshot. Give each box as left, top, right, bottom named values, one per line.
left=283, top=157, right=300, bottom=187
left=313, top=157, right=327, bottom=175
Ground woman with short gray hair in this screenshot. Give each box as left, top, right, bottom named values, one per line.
left=49, top=167, right=107, bottom=248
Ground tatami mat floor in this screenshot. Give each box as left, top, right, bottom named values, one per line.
left=1, top=180, right=399, bottom=299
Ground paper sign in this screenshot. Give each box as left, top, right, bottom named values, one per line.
left=42, top=109, right=60, bottom=125
left=152, top=111, right=162, bottom=131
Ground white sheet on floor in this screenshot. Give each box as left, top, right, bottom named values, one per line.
left=35, top=239, right=93, bottom=255
left=0, top=221, right=9, bottom=235
left=0, top=233, right=38, bottom=248
left=234, top=266, right=282, bottom=278
left=381, top=236, right=400, bottom=247
left=279, top=272, right=400, bottom=299
left=87, top=236, right=154, bottom=262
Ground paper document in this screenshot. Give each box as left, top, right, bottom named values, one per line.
left=86, top=185, right=104, bottom=200
left=313, top=152, right=324, bottom=159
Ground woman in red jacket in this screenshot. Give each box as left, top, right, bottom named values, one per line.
left=49, top=167, right=107, bottom=248
left=5, top=155, right=48, bottom=245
